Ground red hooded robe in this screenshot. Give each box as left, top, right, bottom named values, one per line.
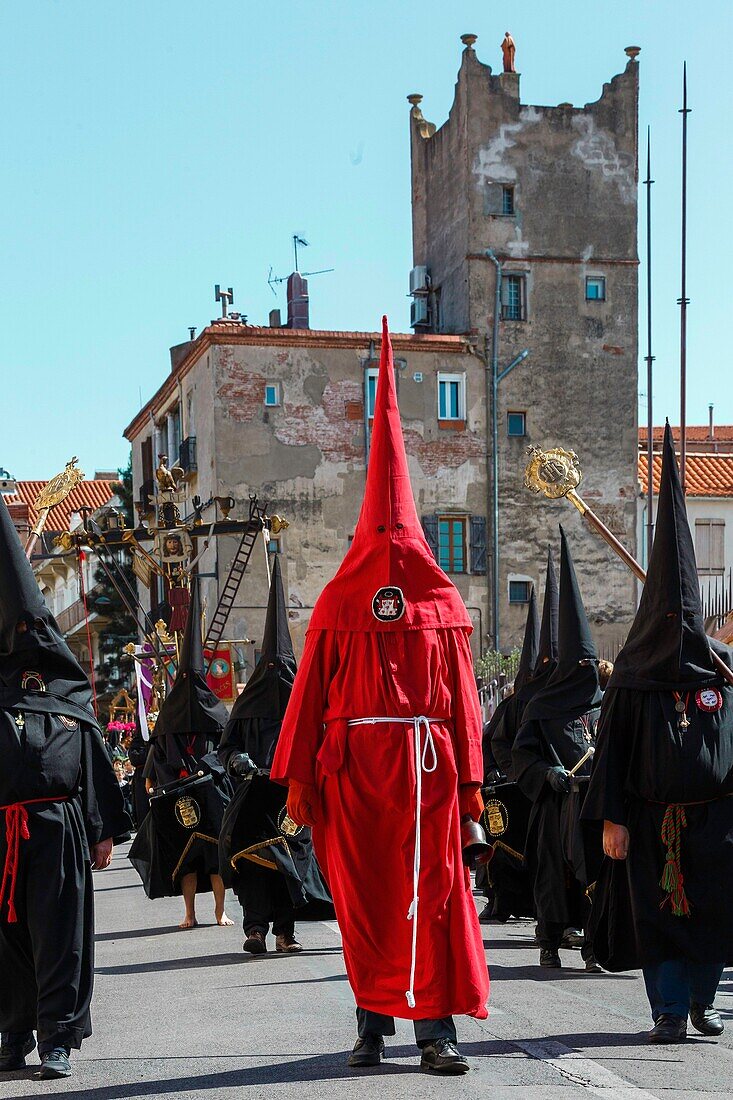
left=271, top=319, right=489, bottom=1021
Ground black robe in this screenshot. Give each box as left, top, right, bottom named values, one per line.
left=512, top=526, right=601, bottom=933
left=0, top=710, right=129, bottom=1049
left=128, top=581, right=229, bottom=898
left=0, top=493, right=128, bottom=1051
left=514, top=708, right=600, bottom=926
left=218, top=719, right=332, bottom=920
left=217, top=558, right=332, bottom=922
left=583, top=685, right=733, bottom=970
left=583, top=424, right=733, bottom=971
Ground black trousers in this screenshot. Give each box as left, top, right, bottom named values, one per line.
left=356, top=1008, right=456, bottom=1049
left=0, top=801, right=94, bottom=1054
left=536, top=882, right=593, bottom=961
left=236, top=863, right=296, bottom=937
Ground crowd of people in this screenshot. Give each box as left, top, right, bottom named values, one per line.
left=1, top=322, right=732, bottom=1081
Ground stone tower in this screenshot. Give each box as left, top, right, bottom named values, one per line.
left=408, top=35, right=640, bottom=652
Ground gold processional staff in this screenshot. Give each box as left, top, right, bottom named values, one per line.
left=25, top=458, right=85, bottom=560
left=524, top=445, right=733, bottom=688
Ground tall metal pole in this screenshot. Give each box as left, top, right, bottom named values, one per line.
left=678, top=63, right=691, bottom=492
left=644, top=127, right=655, bottom=565
left=485, top=250, right=503, bottom=651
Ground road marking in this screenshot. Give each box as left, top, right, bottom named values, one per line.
left=515, top=1038, right=661, bottom=1099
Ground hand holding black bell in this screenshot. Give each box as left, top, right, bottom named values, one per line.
left=546, top=765, right=571, bottom=793
left=229, top=752, right=258, bottom=778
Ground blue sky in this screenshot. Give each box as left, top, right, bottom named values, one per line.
left=1, top=1, right=731, bottom=479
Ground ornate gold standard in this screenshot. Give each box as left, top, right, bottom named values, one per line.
left=25, top=457, right=85, bottom=557
left=524, top=443, right=733, bottom=688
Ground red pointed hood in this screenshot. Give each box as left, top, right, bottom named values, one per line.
left=309, top=317, right=472, bottom=633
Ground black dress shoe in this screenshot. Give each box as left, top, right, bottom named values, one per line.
left=37, top=1048, right=72, bottom=1079
left=0, top=1032, right=35, bottom=1072
left=347, top=1035, right=384, bottom=1068
left=648, top=1014, right=687, bottom=1044
left=689, top=1003, right=724, bottom=1036
left=420, top=1038, right=469, bottom=1074
left=584, top=956, right=604, bottom=973
left=540, top=948, right=562, bottom=968
left=243, top=930, right=267, bottom=955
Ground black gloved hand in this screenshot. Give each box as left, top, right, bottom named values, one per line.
left=228, top=752, right=258, bottom=778
left=546, top=765, right=572, bottom=793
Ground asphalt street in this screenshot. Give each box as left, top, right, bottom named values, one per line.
left=1, top=841, right=732, bottom=1099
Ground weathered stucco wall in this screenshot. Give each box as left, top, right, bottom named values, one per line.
left=130, top=332, right=490, bottom=665
left=410, top=39, right=639, bottom=651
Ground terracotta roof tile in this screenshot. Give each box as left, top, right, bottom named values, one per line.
left=639, top=425, right=733, bottom=443
left=638, top=453, right=733, bottom=497
left=4, top=479, right=117, bottom=532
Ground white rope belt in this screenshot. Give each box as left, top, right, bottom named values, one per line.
left=347, top=716, right=440, bottom=1009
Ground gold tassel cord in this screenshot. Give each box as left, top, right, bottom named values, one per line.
left=659, top=804, right=691, bottom=917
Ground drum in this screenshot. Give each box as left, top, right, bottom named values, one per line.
left=480, top=780, right=534, bottom=919
left=481, top=781, right=531, bottom=860
left=130, top=770, right=228, bottom=898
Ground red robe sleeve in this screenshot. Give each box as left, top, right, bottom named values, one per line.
left=447, top=628, right=484, bottom=786
left=270, top=629, right=335, bottom=787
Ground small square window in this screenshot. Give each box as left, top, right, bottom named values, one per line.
left=264, top=383, right=281, bottom=407
left=437, top=373, right=466, bottom=421
left=586, top=276, right=606, bottom=301
left=509, top=580, right=531, bottom=604
left=507, top=411, right=526, bottom=438
left=267, top=537, right=281, bottom=554
left=502, top=186, right=515, bottom=216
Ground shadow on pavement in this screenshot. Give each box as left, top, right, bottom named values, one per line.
left=96, top=948, right=342, bottom=975
left=7, top=1049, right=426, bottom=1098
left=95, top=927, right=182, bottom=941
left=486, top=961, right=637, bottom=982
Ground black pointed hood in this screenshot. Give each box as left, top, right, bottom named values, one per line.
left=611, top=422, right=720, bottom=691
left=154, top=579, right=228, bottom=739
left=522, top=527, right=601, bottom=723
left=535, top=546, right=559, bottom=673
left=227, top=557, right=297, bottom=723
left=0, top=495, right=95, bottom=722
left=516, top=548, right=559, bottom=709
left=514, top=588, right=540, bottom=692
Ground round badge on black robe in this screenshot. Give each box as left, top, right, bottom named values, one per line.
left=175, top=796, right=201, bottom=829
left=696, top=688, right=723, bottom=713
left=372, top=587, right=405, bottom=622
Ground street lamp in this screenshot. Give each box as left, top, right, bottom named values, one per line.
left=485, top=249, right=530, bottom=650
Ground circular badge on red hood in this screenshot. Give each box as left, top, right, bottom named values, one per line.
left=372, top=587, right=405, bottom=622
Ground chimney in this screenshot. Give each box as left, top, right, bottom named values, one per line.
left=286, top=272, right=309, bottom=329
left=709, top=403, right=715, bottom=440
left=269, top=308, right=282, bottom=328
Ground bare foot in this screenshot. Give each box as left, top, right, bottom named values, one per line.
left=216, top=911, right=234, bottom=926
left=178, top=915, right=198, bottom=930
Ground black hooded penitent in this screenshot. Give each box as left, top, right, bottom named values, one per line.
left=0, top=497, right=128, bottom=1052
left=610, top=421, right=717, bottom=692
left=0, top=495, right=95, bottom=723
left=582, top=423, right=733, bottom=972
left=129, top=579, right=230, bottom=898
left=217, top=557, right=332, bottom=917
left=520, top=526, right=601, bottom=727
left=219, top=556, right=297, bottom=766
left=489, top=550, right=559, bottom=778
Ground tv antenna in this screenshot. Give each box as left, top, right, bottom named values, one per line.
left=267, top=234, right=334, bottom=296
left=214, top=285, right=234, bottom=317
